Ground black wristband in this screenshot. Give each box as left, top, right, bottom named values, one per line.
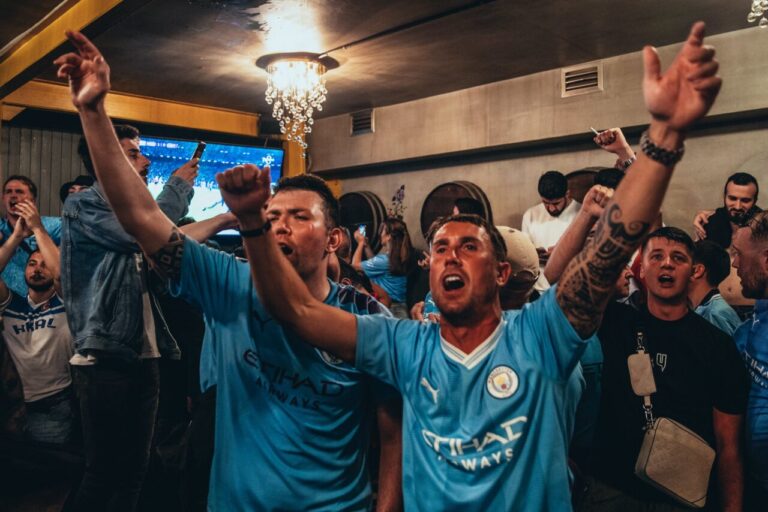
left=239, top=220, right=271, bottom=238
left=640, top=130, right=684, bottom=167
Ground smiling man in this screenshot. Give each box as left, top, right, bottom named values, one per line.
left=214, top=22, right=725, bottom=511
left=587, top=227, right=749, bottom=511
left=694, top=172, right=761, bottom=249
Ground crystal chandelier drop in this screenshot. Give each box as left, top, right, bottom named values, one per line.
left=748, top=0, right=768, bottom=27
left=257, top=53, right=339, bottom=154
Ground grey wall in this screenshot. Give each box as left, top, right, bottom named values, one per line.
left=336, top=128, right=768, bottom=248
left=311, top=27, right=768, bottom=248
left=0, top=124, right=86, bottom=216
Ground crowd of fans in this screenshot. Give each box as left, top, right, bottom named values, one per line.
left=0, top=22, right=766, bottom=512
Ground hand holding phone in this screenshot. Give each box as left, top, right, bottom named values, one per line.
left=192, top=141, right=207, bottom=160
left=358, top=224, right=366, bottom=237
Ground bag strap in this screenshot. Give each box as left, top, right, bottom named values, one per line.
left=634, top=326, right=657, bottom=430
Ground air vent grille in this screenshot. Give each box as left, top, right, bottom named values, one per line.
left=350, top=109, right=375, bottom=136
left=561, top=62, right=603, bottom=98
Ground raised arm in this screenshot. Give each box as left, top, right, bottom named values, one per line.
left=217, top=165, right=358, bottom=362
left=15, top=201, right=61, bottom=295
left=180, top=213, right=238, bottom=243
left=544, top=185, right=612, bottom=284
left=594, top=127, right=636, bottom=170
left=55, top=31, right=178, bottom=258
left=557, top=22, right=721, bottom=337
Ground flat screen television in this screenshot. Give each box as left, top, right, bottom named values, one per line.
left=140, top=136, right=284, bottom=235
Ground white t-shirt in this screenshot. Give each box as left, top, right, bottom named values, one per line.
left=521, top=200, right=581, bottom=292
left=1, top=292, right=73, bottom=402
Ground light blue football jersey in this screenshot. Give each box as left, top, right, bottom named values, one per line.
left=356, top=286, right=587, bottom=511
left=171, top=238, right=392, bottom=511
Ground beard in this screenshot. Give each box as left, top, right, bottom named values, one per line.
left=27, top=276, right=53, bottom=292
left=741, top=272, right=768, bottom=300
left=728, top=208, right=750, bottom=226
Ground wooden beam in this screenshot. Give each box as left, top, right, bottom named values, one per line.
left=282, top=135, right=307, bottom=177
left=325, top=179, right=343, bottom=198
left=0, top=104, right=25, bottom=122
left=3, top=80, right=259, bottom=137
left=0, top=0, right=150, bottom=99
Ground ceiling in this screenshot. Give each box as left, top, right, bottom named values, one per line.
left=0, top=0, right=755, bottom=122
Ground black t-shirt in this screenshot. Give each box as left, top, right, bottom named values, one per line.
left=704, top=205, right=762, bottom=249
left=593, top=302, right=749, bottom=502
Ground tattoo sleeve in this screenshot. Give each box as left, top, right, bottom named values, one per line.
left=556, top=203, right=649, bottom=337
left=148, top=227, right=185, bottom=280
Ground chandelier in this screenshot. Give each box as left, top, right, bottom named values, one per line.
left=256, top=53, right=339, bottom=154
left=748, top=0, right=768, bottom=27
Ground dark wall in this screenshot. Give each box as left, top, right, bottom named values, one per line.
left=0, top=124, right=86, bottom=217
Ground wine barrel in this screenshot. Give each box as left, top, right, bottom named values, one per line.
left=566, top=168, right=598, bottom=203
left=339, top=191, right=387, bottom=253
left=420, top=181, right=493, bottom=240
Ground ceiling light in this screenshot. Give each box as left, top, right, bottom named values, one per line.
left=748, top=0, right=768, bottom=27
left=256, top=52, right=339, bottom=154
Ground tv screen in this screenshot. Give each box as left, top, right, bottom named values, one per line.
left=140, top=136, right=283, bottom=234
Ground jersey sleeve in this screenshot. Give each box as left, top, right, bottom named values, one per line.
left=516, top=285, right=589, bottom=380
left=42, top=217, right=62, bottom=245
left=361, top=254, right=389, bottom=278
left=169, top=237, right=251, bottom=319
left=355, top=314, right=425, bottom=392
left=711, top=332, right=749, bottom=415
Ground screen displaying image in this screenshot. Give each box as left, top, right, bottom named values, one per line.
left=140, top=136, right=283, bottom=234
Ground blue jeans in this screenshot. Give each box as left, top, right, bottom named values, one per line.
left=72, top=359, right=159, bottom=512
left=25, top=387, right=74, bottom=444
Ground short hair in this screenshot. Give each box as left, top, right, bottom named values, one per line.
left=454, top=197, right=485, bottom=217
left=3, top=175, right=37, bottom=199
left=537, top=171, right=568, bottom=200
left=746, top=210, right=768, bottom=244
left=594, top=168, right=625, bottom=190
left=642, top=226, right=695, bottom=256
left=114, top=124, right=140, bottom=141
left=272, top=174, right=340, bottom=228
left=693, top=240, right=731, bottom=287
left=78, top=124, right=142, bottom=177
left=338, top=258, right=374, bottom=294
left=724, top=172, right=759, bottom=202
left=427, top=213, right=507, bottom=264
left=27, top=249, right=42, bottom=264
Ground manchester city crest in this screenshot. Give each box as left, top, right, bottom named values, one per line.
left=486, top=365, right=518, bottom=399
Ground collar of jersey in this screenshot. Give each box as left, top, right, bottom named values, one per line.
left=440, top=318, right=505, bottom=370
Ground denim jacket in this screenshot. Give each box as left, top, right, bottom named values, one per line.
left=61, top=177, right=192, bottom=361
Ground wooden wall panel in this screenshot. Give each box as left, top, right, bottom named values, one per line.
left=0, top=125, right=86, bottom=216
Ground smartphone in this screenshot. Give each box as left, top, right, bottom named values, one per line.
left=192, top=141, right=207, bottom=160
left=358, top=224, right=366, bottom=237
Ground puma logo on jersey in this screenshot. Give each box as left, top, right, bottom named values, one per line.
left=420, top=377, right=439, bottom=404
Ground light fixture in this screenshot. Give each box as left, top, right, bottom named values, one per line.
left=748, top=0, right=768, bottom=27
left=256, top=52, right=339, bottom=154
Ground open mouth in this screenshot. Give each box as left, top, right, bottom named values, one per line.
left=278, top=244, right=294, bottom=256
left=658, top=274, right=674, bottom=285
left=443, top=274, right=465, bottom=291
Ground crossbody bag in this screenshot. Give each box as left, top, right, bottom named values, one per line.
left=628, top=327, right=715, bottom=509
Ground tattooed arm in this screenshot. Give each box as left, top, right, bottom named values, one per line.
left=56, top=31, right=185, bottom=276
left=556, top=22, right=722, bottom=337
